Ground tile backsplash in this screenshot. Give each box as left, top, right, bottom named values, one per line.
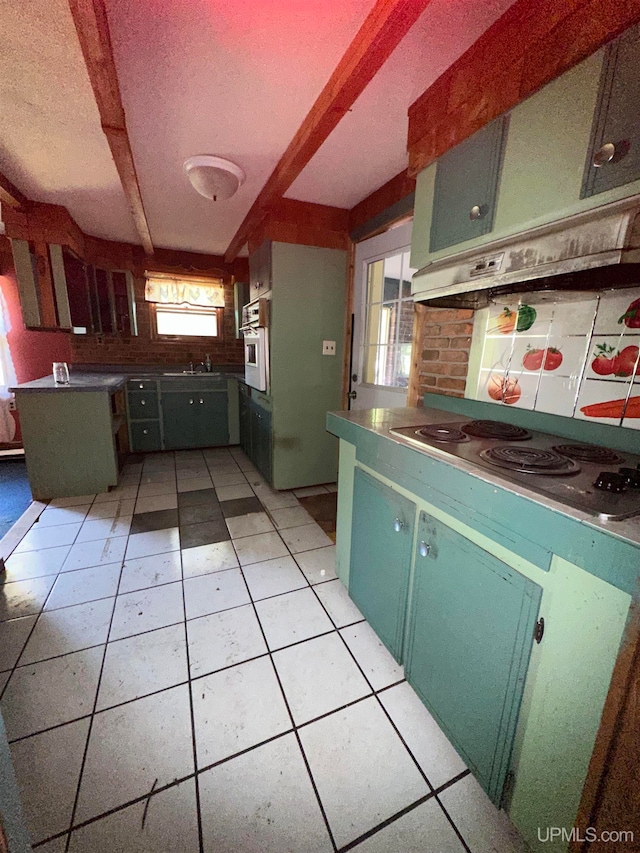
left=471, top=287, right=640, bottom=430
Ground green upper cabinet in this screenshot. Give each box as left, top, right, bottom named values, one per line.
left=349, top=468, right=416, bottom=662
left=405, top=511, right=541, bottom=806
left=249, top=239, right=272, bottom=299
left=582, top=23, right=640, bottom=198
left=429, top=115, right=508, bottom=254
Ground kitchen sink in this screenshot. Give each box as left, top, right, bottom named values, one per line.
left=162, top=371, right=222, bottom=376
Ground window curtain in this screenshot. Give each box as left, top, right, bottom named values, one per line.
left=144, top=275, right=225, bottom=308
left=0, top=289, right=18, bottom=442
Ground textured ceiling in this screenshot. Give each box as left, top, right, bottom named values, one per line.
left=0, top=0, right=139, bottom=243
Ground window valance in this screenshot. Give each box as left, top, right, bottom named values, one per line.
left=144, top=274, right=225, bottom=308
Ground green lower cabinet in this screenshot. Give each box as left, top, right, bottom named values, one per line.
left=196, top=391, right=228, bottom=447
left=349, top=468, right=415, bottom=662
left=129, top=421, right=162, bottom=452
left=162, top=391, right=228, bottom=450
left=239, top=393, right=251, bottom=456
left=406, top=511, right=542, bottom=805
left=250, top=400, right=272, bottom=482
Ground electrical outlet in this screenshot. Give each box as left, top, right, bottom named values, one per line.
left=8, top=399, right=16, bottom=411
left=322, top=340, right=336, bottom=356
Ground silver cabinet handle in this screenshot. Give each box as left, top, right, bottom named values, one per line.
left=419, top=541, right=431, bottom=557
left=470, top=204, right=488, bottom=221
left=199, top=398, right=204, bottom=404
left=593, top=142, right=616, bottom=167
left=140, top=399, right=145, bottom=405
left=393, top=518, right=404, bottom=533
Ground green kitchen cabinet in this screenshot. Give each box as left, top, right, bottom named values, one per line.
left=582, top=23, right=640, bottom=198
left=349, top=468, right=416, bottom=662
left=196, top=391, right=229, bottom=447
left=127, top=390, right=159, bottom=420
left=429, top=115, right=508, bottom=253
left=249, top=398, right=272, bottom=482
left=405, top=510, right=542, bottom=806
left=238, top=385, right=251, bottom=455
left=162, top=390, right=228, bottom=450
left=249, top=239, right=272, bottom=298
left=129, top=421, right=162, bottom=452
left=126, top=380, right=162, bottom=452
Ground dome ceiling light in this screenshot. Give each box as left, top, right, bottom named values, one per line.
left=183, top=155, right=246, bottom=201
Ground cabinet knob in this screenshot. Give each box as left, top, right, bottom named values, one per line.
left=142, top=429, right=148, bottom=435
left=419, top=541, right=431, bottom=557
left=593, top=140, right=630, bottom=167
left=189, top=399, right=194, bottom=405
left=138, top=383, right=144, bottom=389
left=393, top=518, right=404, bottom=533
left=469, top=204, right=488, bottom=221
left=199, top=398, right=204, bottom=404
left=140, top=399, right=145, bottom=405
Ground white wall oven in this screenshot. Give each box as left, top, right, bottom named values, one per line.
left=242, top=298, right=268, bottom=391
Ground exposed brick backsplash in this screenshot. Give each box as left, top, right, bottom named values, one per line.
left=70, top=276, right=244, bottom=367
left=416, top=308, right=475, bottom=401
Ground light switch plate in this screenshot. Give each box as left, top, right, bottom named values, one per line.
left=322, top=340, right=336, bottom=356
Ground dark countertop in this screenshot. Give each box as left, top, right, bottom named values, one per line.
left=11, top=369, right=245, bottom=393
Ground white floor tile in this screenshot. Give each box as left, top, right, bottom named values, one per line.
left=294, top=546, right=337, bottom=584
left=340, top=622, right=404, bottom=691
left=187, top=604, right=267, bottom=678
left=181, top=540, right=238, bottom=579
left=269, top=505, right=315, bottom=529
left=85, top=498, right=136, bottom=520
left=44, top=564, right=121, bottom=611
left=215, top=483, right=255, bottom=501
left=119, top=550, right=183, bottom=593
left=4, top=545, right=70, bottom=582
left=226, top=512, right=274, bottom=539
left=0, top=576, right=56, bottom=621
left=0, top=672, right=9, bottom=694
left=140, top=470, right=176, bottom=484
left=20, top=598, right=114, bottom=665
left=33, top=836, right=67, bottom=852
left=293, top=486, right=329, bottom=497
left=62, top=537, right=128, bottom=572
left=134, top=493, right=178, bottom=514
left=68, top=778, right=200, bottom=853
left=379, top=683, right=467, bottom=788
left=210, top=471, right=247, bottom=487
left=10, top=718, right=90, bottom=845
left=36, top=505, right=91, bottom=527
left=299, top=697, right=429, bottom=848
left=97, top=623, right=188, bottom=710
left=314, top=578, right=364, bottom=628
left=75, top=685, right=194, bottom=823
left=251, top=485, right=299, bottom=510
left=350, top=798, right=466, bottom=853
left=14, top=523, right=81, bottom=553
left=192, top=656, right=291, bottom=767
left=280, top=523, right=333, bottom=554
left=119, top=473, right=141, bottom=487
left=2, top=646, right=103, bottom=740
left=0, top=615, right=37, bottom=671
left=48, top=495, right=95, bottom=508
left=136, top=482, right=176, bottom=499
left=233, top=531, right=288, bottom=567
left=76, top=516, right=132, bottom=543
left=199, top=733, right=332, bottom=853
left=242, top=555, right=308, bottom=601
left=273, top=633, right=371, bottom=725
left=94, top=484, right=138, bottom=502
left=177, top=477, right=213, bottom=493
left=439, top=774, right=529, bottom=853
left=183, top=569, right=250, bottom=620
left=255, top=587, right=334, bottom=651
left=125, top=527, right=180, bottom=560
left=109, top=582, right=184, bottom=641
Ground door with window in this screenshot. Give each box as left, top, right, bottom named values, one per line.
left=351, top=221, right=416, bottom=410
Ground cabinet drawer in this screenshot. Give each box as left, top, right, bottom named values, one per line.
left=127, top=379, right=157, bottom=392
left=130, top=421, right=162, bottom=452
left=128, top=392, right=159, bottom=420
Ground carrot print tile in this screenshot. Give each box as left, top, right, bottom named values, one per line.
left=575, top=378, right=628, bottom=425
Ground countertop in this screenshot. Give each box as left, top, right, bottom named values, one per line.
left=328, top=405, right=640, bottom=551
left=11, top=369, right=244, bottom=393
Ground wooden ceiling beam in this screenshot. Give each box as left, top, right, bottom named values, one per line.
left=68, top=0, right=154, bottom=255
left=224, top=0, right=431, bottom=262
left=0, top=171, right=28, bottom=209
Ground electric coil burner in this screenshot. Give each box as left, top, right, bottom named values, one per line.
left=462, top=420, right=531, bottom=441
left=479, top=446, right=581, bottom=475
left=552, top=444, right=624, bottom=465
left=415, top=425, right=469, bottom=443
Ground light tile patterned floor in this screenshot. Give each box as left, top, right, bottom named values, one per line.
left=0, top=447, right=529, bottom=853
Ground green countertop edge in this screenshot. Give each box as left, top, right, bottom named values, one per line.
left=327, top=412, right=640, bottom=595
left=422, top=392, right=640, bottom=455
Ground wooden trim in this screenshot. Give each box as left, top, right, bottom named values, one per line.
left=406, top=303, right=427, bottom=407
left=33, top=241, right=57, bottom=328
left=0, top=171, right=28, bottom=209
left=68, top=0, right=154, bottom=254
left=341, top=241, right=356, bottom=409
left=407, top=0, right=640, bottom=176
left=348, top=170, right=416, bottom=238
left=248, top=199, right=350, bottom=254
left=225, top=0, right=431, bottom=262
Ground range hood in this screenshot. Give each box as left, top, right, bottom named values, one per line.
left=412, top=196, right=640, bottom=309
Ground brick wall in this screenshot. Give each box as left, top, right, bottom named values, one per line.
left=70, top=275, right=244, bottom=367
left=416, top=307, right=475, bottom=400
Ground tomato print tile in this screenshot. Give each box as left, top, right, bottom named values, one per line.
left=587, top=335, right=640, bottom=383
left=535, top=374, right=581, bottom=417
left=575, top=378, right=627, bottom=426
left=593, top=288, right=640, bottom=334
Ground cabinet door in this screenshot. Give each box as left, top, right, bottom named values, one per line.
left=249, top=401, right=272, bottom=480
left=249, top=240, right=272, bottom=298
left=406, top=511, right=542, bottom=805
left=195, top=391, right=229, bottom=447
left=349, top=469, right=415, bottom=662
left=582, top=23, right=640, bottom=197
left=161, top=392, right=198, bottom=449
left=127, top=391, right=159, bottom=420
left=130, top=421, right=162, bottom=452
left=239, top=393, right=251, bottom=455
left=429, top=115, right=508, bottom=253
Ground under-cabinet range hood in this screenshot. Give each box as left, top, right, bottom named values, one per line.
left=412, top=196, right=640, bottom=308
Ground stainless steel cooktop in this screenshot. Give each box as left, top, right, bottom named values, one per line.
left=389, top=419, right=640, bottom=521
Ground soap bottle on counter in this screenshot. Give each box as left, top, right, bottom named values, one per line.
left=205, top=353, right=212, bottom=373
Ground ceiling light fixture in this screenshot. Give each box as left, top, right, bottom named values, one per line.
left=183, top=155, right=245, bottom=201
